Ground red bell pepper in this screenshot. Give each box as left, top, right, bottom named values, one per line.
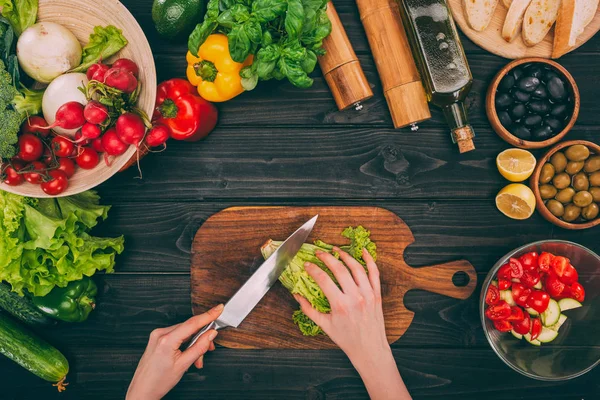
left=153, top=79, right=218, bottom=142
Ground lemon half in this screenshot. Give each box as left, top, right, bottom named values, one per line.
left=497, top=149, right=537, bottom=182
left=496, top=183, right=536, bottom=220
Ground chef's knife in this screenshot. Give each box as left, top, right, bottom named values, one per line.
left=186, top=215, right=318, bottom=349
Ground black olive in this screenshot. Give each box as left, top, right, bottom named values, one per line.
left=532, top=125, right=554, bottom=140
left=498, top=75, right=515, bottom=92
left=545, top=117, right=563, bottom=132
left=495, top=93, right=513, bottom=109
left=513, top=90, right=531, bottom=102
left=509, top=104, right=527, bottom=120
left=547, top=77, right=566, bottom=100
left=512, top=125, right=532, bottom=140
left=544, top=69, right=560, bottom=82
left=498, top=111, right=512, bottom=128
left=523, top=114, right=543, bottom=127
left=550, top=104, right=568, bottom=117
left=532, top=85, right=548, bottom=99
left=512, top=67, right=524, bottom=81
left=527, top=65, right=543, bottom=78
left=518, top=76, right=541, bottom=92
left=528, top=100, right=551, bottom=115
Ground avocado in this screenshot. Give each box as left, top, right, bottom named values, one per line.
left=152, top=0, right=206, bottom=40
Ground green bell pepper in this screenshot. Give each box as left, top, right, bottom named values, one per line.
left=32, top=277, right=98, bottom=323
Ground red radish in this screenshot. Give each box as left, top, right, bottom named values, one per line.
left=84, top=101, right=109, bottom=125
left=79, top=123, right=102, bottom=142
left=111, top=58, right=139, bottom=78
left=22, top=116, right=50, bottom=137
left=101, top=128, right=128, bottom=156
left=91, top=137, right=105, bottom=153
left=146, top=125, right=170, bottom=148
left=74, top=131, right=90, bottom=146
left=87, top=62, right=110, bottom=82
left=116, top=113, right=146, bottom=147
left=104, top=67, right=138, bottom=93
left=33, top=102, right=86, bottom=131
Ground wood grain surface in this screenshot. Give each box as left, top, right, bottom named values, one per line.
left=448, top=0, right=600, bottom=59
left=190, top=207, right=476, bottom=349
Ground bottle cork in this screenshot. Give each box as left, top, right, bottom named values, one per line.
left=452, top=126, right=476, bottom=153
left=319, top=3, right=373, bottom=111
left=356, top=0, right=431, bottom=128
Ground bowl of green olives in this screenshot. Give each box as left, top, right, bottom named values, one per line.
left=530, top=141, right=600, bottom=230
left=487, top=58, right=579, bottom=150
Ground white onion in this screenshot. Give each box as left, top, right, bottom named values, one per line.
left=42, top=73, right=89, bottom=137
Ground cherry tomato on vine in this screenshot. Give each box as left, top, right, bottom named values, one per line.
left=57, top=158, right=76, bottom=178
left=75, top=147, right=99, bottom=169
left=23, top=161, right=46, bottom=184
left=40, top=170, right=68, bottom=195
left=17, top=133, right=43, bottom=162
left=51, top=136, right=75, bottom=158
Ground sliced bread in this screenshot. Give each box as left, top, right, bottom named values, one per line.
left=552, top=0, right=599, bottom=58
left=522, top=0, right=561, bottom=46
left=502, top=0, right=533, bottom=42
left=463, top=0, right=500, bottom=31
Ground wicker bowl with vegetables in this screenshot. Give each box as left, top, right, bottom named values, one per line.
left=0, top=0, right=156, bottom=198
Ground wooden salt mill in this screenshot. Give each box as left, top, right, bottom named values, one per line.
left=318, top=2, right=373, bottom=111
left=356, top=0, right=431, bottom=129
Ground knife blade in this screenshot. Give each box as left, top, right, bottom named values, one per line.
left=186, top=214, right=318, bottom=348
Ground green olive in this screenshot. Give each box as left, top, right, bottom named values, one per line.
left=550, top=152, right=568, bottom=173
left=539, top=163, right=555, bottom=184
left=590, top=187, right=600, bottom=202
left=563, top=204, right=582, bottom=222
left=539, top=184, right=558, bottom=199
left=552, top=173, right=571, bottom=189
left=565, top=144, right=590, bottom=162
left=555, top=187, right=576, bottom=204
left=546, top=199, right=565, bottom=217
left=584, top=156, right=600, bottom=173
left=573, top=191, right=593, bottom=207
left=572, top=172, right=590, bottom=191
left=565, top=161, right=584, bottom=175
left=591, top=171, right=600, bottom=187
left=582, top=203, right=599, bottom=220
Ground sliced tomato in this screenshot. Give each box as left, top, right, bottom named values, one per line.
left=570, top=282, right=585, bottom=302
left=519, top=252, right=539, bottom=271
left=506, top=306, right=525, bottom=322
left=485, top=301, right=512, bottom=321
left=486, top=285, right=500, bottom=305
left=513, top=312, right=531, bottom=335
left=530, top=318, right=542, bottom=341
left=509, top=258, right=524, bottom=279
left=555, top=284, right=573, bottom=300
left=560, top=264, right=579, bottom=285
left=493, top=319, right=513, bottom=332
left=527, top=290, right=550, bottom=314
left=538, top=252, right=554, bottom=272
left=520, top=270, right=541, bottom=288
left=498, top=263, right=512, bottom=280
left=551, top=256, right=570, bottom=277
left=512, top=283, right=531, bottom=308
left=498, top=279, right=511, bottom=290
left=545, top=274, right=565, bottom=297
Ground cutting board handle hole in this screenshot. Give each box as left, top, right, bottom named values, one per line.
left=452, top=271, right=470, bottom=287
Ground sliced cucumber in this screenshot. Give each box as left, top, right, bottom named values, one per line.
left=541, top=299, right=560, bottom=327
left=537, top=327, right=559, bottom=343
left=524, top=333, right=541, bottom=346
left=533, top=281, right=542, bottom=289
left=511, top=329, right=523, bottom=340
left=558, top=298, right=582, bottom=311
left=526, top=307, right=539, bottom=316
left=548, top=314, right=567, bottom=332
left=500, top=290, right=516, bottom=306
left=491, top=280, right=498, bottom=287
left=512, top=278, right=521, bottom=283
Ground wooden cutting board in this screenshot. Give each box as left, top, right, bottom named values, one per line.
left=191, top=207, right=477, bottom=349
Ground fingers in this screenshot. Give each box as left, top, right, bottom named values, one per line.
left=363, top=248, right=381, bottom=298
left=180, top=329, right=218, bottom=367
left=193, top=341, right=216, bottom=370
left=315, top=250, right=358, bottom=294
left=293, top=294, right=330, bottom=330
left=304, top=262, right=342, bottom=301
left=335, top=247, right=371, bottom=289
left=167, top=304, right=224, bottom=346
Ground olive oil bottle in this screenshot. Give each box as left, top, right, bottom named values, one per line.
left=399, top=0, right=475, bottom=153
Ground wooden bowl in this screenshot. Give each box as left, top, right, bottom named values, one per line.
left=486, top=58, right=580, bottom=150
left=530, top=140, right=600, bottom=230
left=0, top=0, right=156, bottom=198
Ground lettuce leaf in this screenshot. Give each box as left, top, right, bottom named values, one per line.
left=71, top=25, right=128, bottom=73
left=0, top=190, right=124, bottom=296
left=0, top=0, right=37, bottom=36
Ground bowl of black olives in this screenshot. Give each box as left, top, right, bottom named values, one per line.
left=487, top=58, right=580, bottom=149
left=530, top=141, right=600, bottom=230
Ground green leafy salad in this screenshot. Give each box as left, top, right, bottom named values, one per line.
left=0, top=190, right=124, bottom=297
left=261, top=226, right=377, bottom=336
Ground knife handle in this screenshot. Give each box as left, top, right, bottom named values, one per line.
left=186, top=320, right=225, bottom=350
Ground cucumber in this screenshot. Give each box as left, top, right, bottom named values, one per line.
left=511, top=329, right=523, bottom=340
left=541, top=299, right=560, bottom=327
left=533, top=281, right=542, bottom=289
left=548, top=314, right=567, bottom=332
left=558, top=298, right=582, bottom=311
left=524, top=333, right=541, bottom=346
left=500, top=290, right=516, bottom=306
left=0, top=284, right=56, bottom=327
left=537, top=327, right=559, bottom=343
left=0, top=313, right=68, bottom=390
left=491, top=280, right=498, bottom=287
left=511, top=278, right=521, bottom=283
left=526, top=307, right=539, bottom=316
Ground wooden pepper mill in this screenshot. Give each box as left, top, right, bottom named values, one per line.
left=356, top=0, right=431, bottom=128
left=319, top=2, right=373, bottom=111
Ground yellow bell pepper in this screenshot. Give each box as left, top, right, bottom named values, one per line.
left=186, top=34, right=253, bottom=102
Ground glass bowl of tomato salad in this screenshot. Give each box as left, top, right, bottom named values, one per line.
left=480, top=240, right=600, bottom=381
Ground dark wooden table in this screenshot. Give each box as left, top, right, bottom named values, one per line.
left=4, top=1, right=600, bottom=398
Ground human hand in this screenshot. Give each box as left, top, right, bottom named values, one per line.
left=295, top=248, right=411, bottom=400
left=126, top=304, right=223, bottom=400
